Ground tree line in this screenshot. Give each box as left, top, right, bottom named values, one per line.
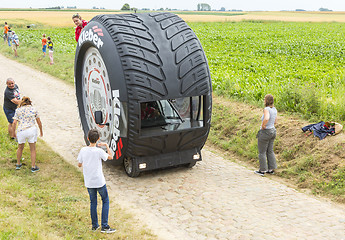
left=121, top=3, right=215, bottom=11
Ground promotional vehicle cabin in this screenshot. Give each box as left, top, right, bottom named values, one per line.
left=75, top=13, right=212, bottom=177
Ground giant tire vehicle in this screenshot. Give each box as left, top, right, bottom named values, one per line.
left=75, top=13, right=212, bottom=177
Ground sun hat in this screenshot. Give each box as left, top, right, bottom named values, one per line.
left=334, top=122, right=343, bottom=135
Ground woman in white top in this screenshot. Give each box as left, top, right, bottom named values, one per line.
left=255, top=94, right=277, bottom=176
left=12, top=97, right=43, bottom=172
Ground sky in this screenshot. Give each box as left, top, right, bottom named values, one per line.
left=2, top=0, right=345, bottom=12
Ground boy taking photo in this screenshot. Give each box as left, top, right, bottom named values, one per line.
left=77, top=129, right=116, bottom=233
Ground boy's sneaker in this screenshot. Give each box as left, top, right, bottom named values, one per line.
left=101, top=226, right=116, bottom=233
left=92, top=226, right=100, bottom=231
left=31, top=166, right=40, bottom=172
left=254, top=170, right=265, bottom=176
left=15, top=164, right=22, bottom=170
left=267, top=170, right=275, bottom=174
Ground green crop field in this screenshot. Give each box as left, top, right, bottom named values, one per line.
left=2, top=20, right=345, bottom=122
left=191, top=21, right=345, bottom=122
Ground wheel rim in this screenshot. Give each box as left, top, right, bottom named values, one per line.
left=82, top=47, right=112, bottom=143
left=124, top=158, right=132, bottom=174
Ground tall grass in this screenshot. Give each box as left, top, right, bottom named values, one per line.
left=0, top=113, right=156, bottom=239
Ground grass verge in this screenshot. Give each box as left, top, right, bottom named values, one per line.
left=0, top=27, right=75, bottom=84
left=0, top=113, right=156, bottom=239
left=209, top=94, right=345, bottom=203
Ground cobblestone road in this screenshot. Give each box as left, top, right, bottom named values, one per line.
left=1, top=54, right=344, bottom=239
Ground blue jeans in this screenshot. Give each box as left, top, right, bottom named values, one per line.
left=87, top=184, right=110, bottom=228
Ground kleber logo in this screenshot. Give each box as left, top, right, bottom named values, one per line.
left=92, top=26, right=104, bottom=36
left=91, top=78, right=100, bottom=84
left=110, top=90, right=123, bottom=159
left=79, top=25, right=104, bottom=49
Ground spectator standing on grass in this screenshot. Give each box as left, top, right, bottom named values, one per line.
left=7, top=27, right=12, bottom=46
left=12, top=97, right=43, bottom=172
left=11, top=31, right=19, bottom=57
left=255, top=94, right=278, bottom=176
left=42, top=34, right=47, bottom=57
left=47, top=36, right=54, bottom=65
left=77, top=129, right=116, bottom=233
left=3, top=22, right=9, bottom=43
left=3, top=78, right=21, bottom=139
left=72, top=13, right=88, bottom=42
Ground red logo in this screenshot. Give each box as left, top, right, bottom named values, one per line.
left=115, top=138, right=123, bottom=159
left=92, top=26, right=104, bottom=36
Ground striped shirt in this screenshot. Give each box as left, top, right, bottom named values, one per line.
left=12, top=34, right=19, bottom=45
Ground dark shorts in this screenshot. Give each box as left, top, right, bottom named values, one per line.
left=3, top=106, right=15, bottom=123
left=42, top=45, right=47, bottom=52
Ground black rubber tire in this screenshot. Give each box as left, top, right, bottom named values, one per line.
left=75, top=13, right=212, bottom=172
left=123, top=157, right=140, bottom=177
left=101, top=12, right=212, bottom=157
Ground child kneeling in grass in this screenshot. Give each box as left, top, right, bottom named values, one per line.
left=77, top=129, right=116, bottom=233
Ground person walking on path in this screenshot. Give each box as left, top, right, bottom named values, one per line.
left=42, top=34, right=47, bottom=57
left=3, top=78, right=21, bottom=139
left=3, top=22, right=9, bottom=43
left=11, top=31, right=19, bottom=57
left=47, top=36, right=54, bottom=65
left=12, top=97, right=43, bottom=172
left=255, top=94, right=278, bottom=176
left=72, top=13, right=88, bottom=42
left=7, top=27, right=12, bottom=47
left=77, top=129, right=116, bottom=233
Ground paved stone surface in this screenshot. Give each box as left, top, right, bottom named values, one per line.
left=1, top=54, right=345, bottom=240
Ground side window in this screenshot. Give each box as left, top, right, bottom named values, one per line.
left=140, top=96, right=204, bottom=134
left=171, top=96, right=203, bottom=122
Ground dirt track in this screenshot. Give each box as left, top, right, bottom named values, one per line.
left=1, top=54, right=345, bottom=240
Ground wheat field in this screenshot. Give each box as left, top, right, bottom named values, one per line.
left=1, top=10, right=345, bottom=27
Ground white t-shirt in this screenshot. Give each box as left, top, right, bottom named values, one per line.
left=77, top=146, right=108, bottom=188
